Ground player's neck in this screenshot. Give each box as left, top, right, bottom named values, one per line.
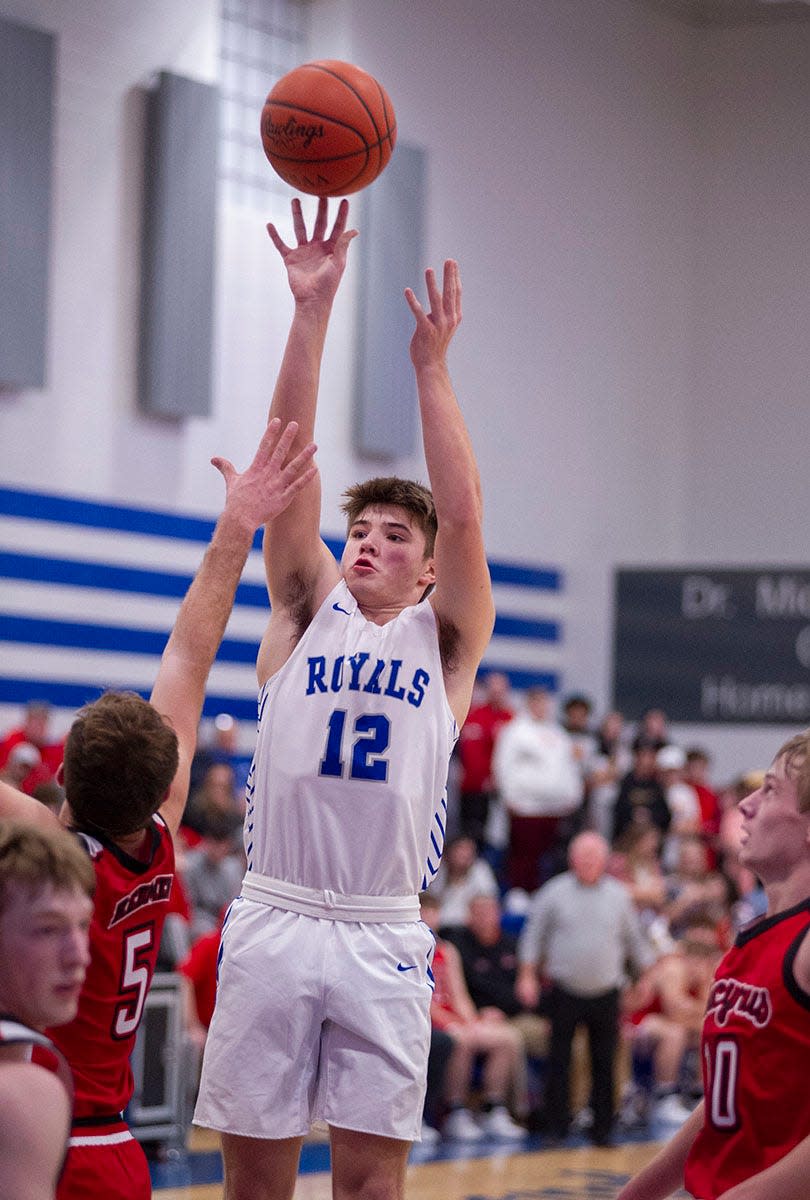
left=763, top=866, right=810, bottom=916
left=355, top=598, right=413, bottom=626
left=114, top=827, right=151, bottom=860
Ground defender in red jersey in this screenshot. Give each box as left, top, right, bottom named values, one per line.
left=618, top=730, right=810, bottom=1200
left=0, top=823, right=94, bottom=1200
left=0, top=420, right=318, bottom=1200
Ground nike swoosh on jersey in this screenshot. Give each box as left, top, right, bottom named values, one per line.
left=332, top=602, right=351, bottom=615
left=397, top=963, right=417, bottom=972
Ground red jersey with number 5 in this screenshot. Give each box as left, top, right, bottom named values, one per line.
left=44, top=817, right=175, bottom=1119
left=684, top=899, right=810, bottom=1200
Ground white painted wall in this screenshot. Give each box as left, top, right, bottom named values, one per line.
left=1, top=0, right=809, bottom=781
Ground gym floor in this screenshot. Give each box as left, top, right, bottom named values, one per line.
left=150, top=1122, right=684, bottom=1199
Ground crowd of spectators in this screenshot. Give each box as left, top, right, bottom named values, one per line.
left=422, top=674, right=768, bottom=1146
left=0, top=682, right=769, bottom=1151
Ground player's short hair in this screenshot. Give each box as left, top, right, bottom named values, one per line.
left=0, top=823, right=95, bottom=914
left=775, top=729, right=810, bottom=813
left=341, top=477, right=437, bottom=557
left=63, top=691, right=179, bottom=837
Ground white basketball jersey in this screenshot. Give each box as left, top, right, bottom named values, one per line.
left=245, top=579, right=457, bottom=897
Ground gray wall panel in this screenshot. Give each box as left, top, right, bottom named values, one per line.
left=139, top=72, right=218, bottom=419
left=0, top=18, right=54, bottom=388
left=353, top=143, right=425, bottom=460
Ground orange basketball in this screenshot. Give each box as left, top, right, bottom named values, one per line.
left=260, top=60, right=397, bottom=197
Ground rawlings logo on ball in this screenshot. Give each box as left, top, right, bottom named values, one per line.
left=263, top=114, right=325, bottom=151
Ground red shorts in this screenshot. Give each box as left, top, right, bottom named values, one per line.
left=58, top=1119, right=150, bottom=1200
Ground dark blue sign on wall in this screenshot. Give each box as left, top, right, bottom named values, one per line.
left=613, top=569, right=810, bottom=723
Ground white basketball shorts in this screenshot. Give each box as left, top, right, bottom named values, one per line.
left=193, top=896, right=435, bottom=1141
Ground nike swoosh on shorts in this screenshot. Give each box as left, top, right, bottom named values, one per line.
left=397, top=963, right=417, bottom=972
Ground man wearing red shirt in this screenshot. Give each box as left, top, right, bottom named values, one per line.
left=457, top=671, right=513, bottom=846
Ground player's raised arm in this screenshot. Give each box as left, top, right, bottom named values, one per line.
left=153, top=420, right=317, bottom=838
left=405, top=260, right=495, bottom=725
left=262, top=197, right=357, bottom=602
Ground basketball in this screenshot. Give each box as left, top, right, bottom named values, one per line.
left=260, top=60, right=397, bottom=197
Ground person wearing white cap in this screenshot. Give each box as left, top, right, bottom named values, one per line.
left=657, top=745, right=701, bottom=871
left=0, top=742, right=42, bottom=790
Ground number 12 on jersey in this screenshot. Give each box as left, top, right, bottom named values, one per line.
left=319, top=710, right=391, bottom=782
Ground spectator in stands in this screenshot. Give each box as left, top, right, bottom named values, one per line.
left=430, top=834, right=499, bottom=931
left=493, top=687, right=582, bottom=895
left=621, top=917, right=723, bottom=1128
left=456, top=671, right=513, bottom=847
left=612, top=736, right=671, bottom=845
left=562, top=693, right=598, bottom=784
left=189, top=712, right=250, bottom=799
left=0, top=742, right=41, bottom=790
left=0, top=702, right=64, bottom=794
left=181, top=811, right=245, bottom=940
left=634, top=709, right=669, bottom=752
left=516, top=832, right=655, bottom=1146
left=181, top=760, right=244, bottom=842
left=656, top=745, right=701, bottom=870
left=178, top=923, right=222, bottom=1049
left=588, top=710, right=631, bottom=840
left=684, top=747, right=722, bottom=864
left=420, top=891, right=527, bottom=1143
left=442, top=891, right=577, bottom=1121
left=610, top=824, right=671, bottom=953
left=662, top=833, right=732, bottom=943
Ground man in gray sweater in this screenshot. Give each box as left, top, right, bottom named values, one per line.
left=516, top=831, right=655, bottom=1145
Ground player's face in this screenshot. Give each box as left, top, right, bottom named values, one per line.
left=737, top=756, right=810, bottom=881
left=341, top=505, right=435, bottom=607
left=0, top=882, right=92, bottom=1030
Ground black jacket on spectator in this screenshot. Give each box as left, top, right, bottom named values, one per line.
left=442, top=925, right=524, bottom=1017
left=612, top=771, right=671, bottom=843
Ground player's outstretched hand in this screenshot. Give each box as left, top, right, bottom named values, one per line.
left=405, top=259, right=462, bottom=369
left=266, top=196, right=357, bottom=306
left=211, top=418, right=317, bottom=532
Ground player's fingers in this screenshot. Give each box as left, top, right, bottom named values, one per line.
left=336, top=228, right=359, bottom=255
left=330, top=198, right=350, bottom=240
left=283, top=462, right=319, bottom=497
left=283, top=441, right=318, bottom=479
left=291, top=197, right=307, bottom=244
left=403, top=287, right=424, bottom=319
left=252, top=417, right=284, bottom=463
left=211, top=456, right=235, bottom=485
left=444, top=259, right=462, bottom=322
left=312, top=196, right=329, bottom=242
left=267, top=419, right=301, bottom=465
left=424, top=266, right=442, bottom=316
left=266, top=223, right=289, bottom=255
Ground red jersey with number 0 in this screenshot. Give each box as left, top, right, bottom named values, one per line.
left=44, top=817, right=175, bottom=1119
left=684, top=898, right=810, bottom=1200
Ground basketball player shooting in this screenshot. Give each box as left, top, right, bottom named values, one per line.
left=617, top=731, right=810, bottom=1200
left=193, top=196, right=495, bottom=1200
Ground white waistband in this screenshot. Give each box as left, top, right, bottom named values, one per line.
left=68, top=1130, right=133, bottom=1147
left=241, top=872, right=420, bottom=922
